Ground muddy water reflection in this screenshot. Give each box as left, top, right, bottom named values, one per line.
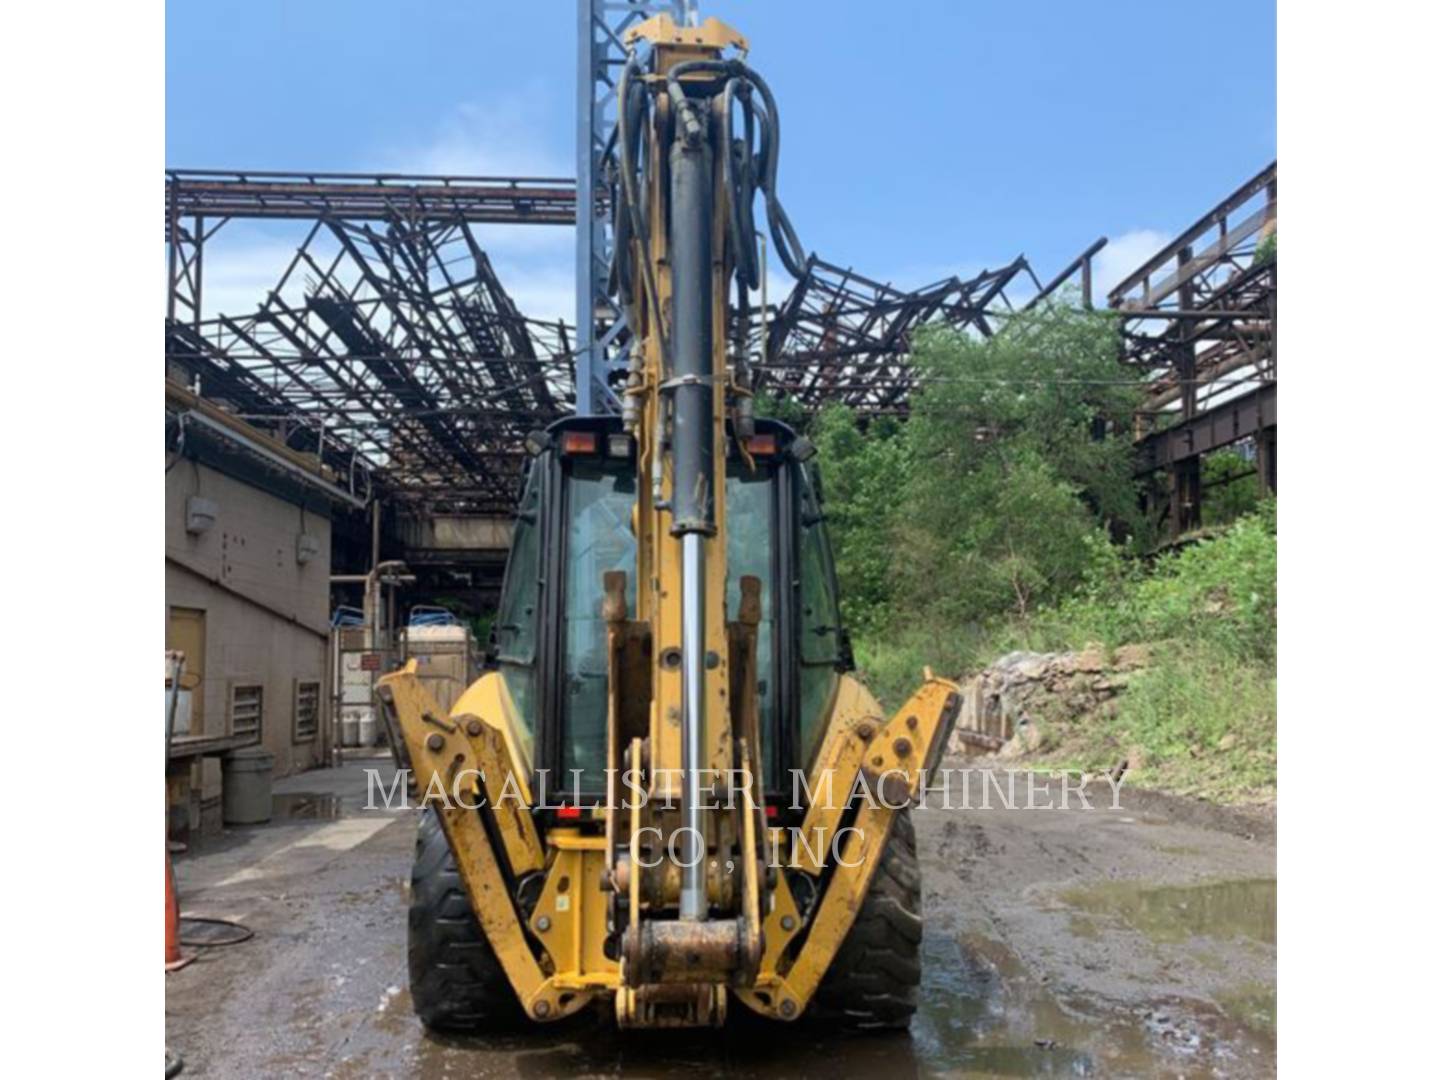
left=269, top=792, right=343, bottom=821
left=1059, top=878, right=1276, bottom=946
left=381, top=1009, right=921, bottom=1079
left=358, top=891, right=1275, bottom=1079
left=916, top=933, right=1146, bottom=1077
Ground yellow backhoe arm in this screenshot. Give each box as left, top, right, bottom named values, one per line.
left=376, top=664, right=595, bottom=1022
left=739, top=678, right=960, bottom=1019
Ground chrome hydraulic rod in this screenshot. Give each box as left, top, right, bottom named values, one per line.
left=668, top=113, right=715, bottom=922
left=679, top=532, right=707, bottom=919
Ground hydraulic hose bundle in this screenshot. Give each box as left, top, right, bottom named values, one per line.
left=610, top=52, right=808, bottom=368
left=608, top=40, right=809, bottom=923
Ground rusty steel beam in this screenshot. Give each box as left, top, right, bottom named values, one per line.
left=1134, top=382, right=1276, bottom=474
left=1108, top=161, right=1276, bottom=310
left=1108, top=162, right=1278, bottom=539
left=163, top=155, right=1280, bottom=521
left=1025, top=236, right=1108, bottom=310
left=166, top=170, right=579, bottom=226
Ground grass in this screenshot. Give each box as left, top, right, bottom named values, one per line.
left=851, top=505, right=1277, bottom=805
left=1036, top=646, right=1276, bottom=804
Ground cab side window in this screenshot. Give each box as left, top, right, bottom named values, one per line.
left=796, top=464, right=841, bottom=761
left=561, top=460, right=638, bottom=780
left=493, top=463, right=544, bottom=756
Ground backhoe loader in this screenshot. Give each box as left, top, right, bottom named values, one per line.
left=377, top=13, right=961, bottom=1031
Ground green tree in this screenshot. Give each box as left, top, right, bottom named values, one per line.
left=897, top=304, right=1144, bottom=624
left=752, top=390, right=810, bottom=432
left=810, top=407, right=911, bottom=633
left=1201, top=449, right=1261, bottom=526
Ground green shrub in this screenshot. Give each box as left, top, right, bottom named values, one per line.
left=1096, top=500, right=1276, bottom=659
left=762, top=299, right=1277, bottom=800
left=903, top=308, right=1145, bottom=610
left=810, top=407, right=912, bottom=635
left=1087, top=646, right=1277, bottom=800
left=1202, top=449, right=1262, bottom=525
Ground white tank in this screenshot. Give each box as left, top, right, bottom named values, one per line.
left=340, top=709, right=361, bottom=747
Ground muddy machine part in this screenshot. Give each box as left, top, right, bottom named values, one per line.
left=378, top=10, right=961, bottom=1032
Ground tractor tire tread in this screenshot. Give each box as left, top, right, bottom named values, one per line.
left=407, top=808, right=525, bottom=1032
left=809, top=808, right=923, bottom=1031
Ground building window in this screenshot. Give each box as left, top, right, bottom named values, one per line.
left=294, top=680, right=320, bottom=743
left=230, top=683, right=264, bottom=742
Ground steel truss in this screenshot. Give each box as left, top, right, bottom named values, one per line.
left=166, top=169, right=577, bottom=225
left=1108, top=161, right=1278, bottom=535
left=754, top=241, right=1106, bottom=414
left=165, top=173, right=574, bottom=515
left=165, top=155, right=1274, bottom=533
left=575, top=0, right=691, bottom=415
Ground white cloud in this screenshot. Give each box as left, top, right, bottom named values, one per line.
left=390, top=96, right=570, bottom=179
left=383, top=97, right=577, bottom=322
left=185, top=96, right=582, bottom=325
left=1092, top=228, right=1171, bottom=301
left=183, top=224, right=334, bottom=321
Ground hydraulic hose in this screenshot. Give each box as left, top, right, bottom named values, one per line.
left=616, top=55, right=671, bottom=368
left=665, top=58, right=808, bottom=280
left=615, top=55, right=809, bottom=303
left=606, top=41, right=812, bottom=927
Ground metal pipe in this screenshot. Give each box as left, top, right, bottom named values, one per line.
left=667, top=138, right=715, bottom=536
left=668, top=115, right=715, bottom=922
left=165, top=652, right=186, bottom=765
left=679, top=532, right=707, bottom=920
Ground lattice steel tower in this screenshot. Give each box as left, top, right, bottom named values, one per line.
left=575, top=0, right=697, bottom=414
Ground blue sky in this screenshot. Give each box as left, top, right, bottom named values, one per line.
left=166, top=0, right=1276, bottom=322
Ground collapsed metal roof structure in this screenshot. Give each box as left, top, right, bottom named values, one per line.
left=164, top=0, right=1274, bottom=616
left=754, top=240, right=1110, bottom=413
left=1108, top=161, right=1277, bottom=535
left=165, top=170, right=577, bottom=515
left=164, top=169, right=1106, bottom=514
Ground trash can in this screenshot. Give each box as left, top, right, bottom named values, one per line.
left=222, top=747, right=275, bottom=825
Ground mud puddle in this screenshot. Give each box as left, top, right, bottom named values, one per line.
left=915, top=931, right=1272, bottom=1077
left=1059, top=877, right=1276, bottom=946
left=337, top=930, right=1271, bottom=1079
left=269, top=792, right=343, bottom=821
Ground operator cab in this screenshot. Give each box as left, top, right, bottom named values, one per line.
left=490, top=415, right=851, bottom=804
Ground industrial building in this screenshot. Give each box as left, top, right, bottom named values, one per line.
left=164, top=381, right=357, bottom=835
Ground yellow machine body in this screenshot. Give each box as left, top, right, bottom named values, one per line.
left=377, top=13, right=960, bottom=1029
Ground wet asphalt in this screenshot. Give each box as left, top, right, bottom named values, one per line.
left=166, top=757, right=1276, bottom=1078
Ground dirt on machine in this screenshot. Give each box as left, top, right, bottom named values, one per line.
left=376, top=12, right=960, bottom=1032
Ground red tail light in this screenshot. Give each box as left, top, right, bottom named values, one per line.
left=745, top=434, right=778, bottom=456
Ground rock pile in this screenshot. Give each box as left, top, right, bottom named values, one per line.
left=946, top=644, right=1149, bottom=758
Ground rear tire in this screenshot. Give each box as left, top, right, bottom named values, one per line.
left=810, top=808, right=923, bottom=1030
left=408, top=807, right=526, bottom=1032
